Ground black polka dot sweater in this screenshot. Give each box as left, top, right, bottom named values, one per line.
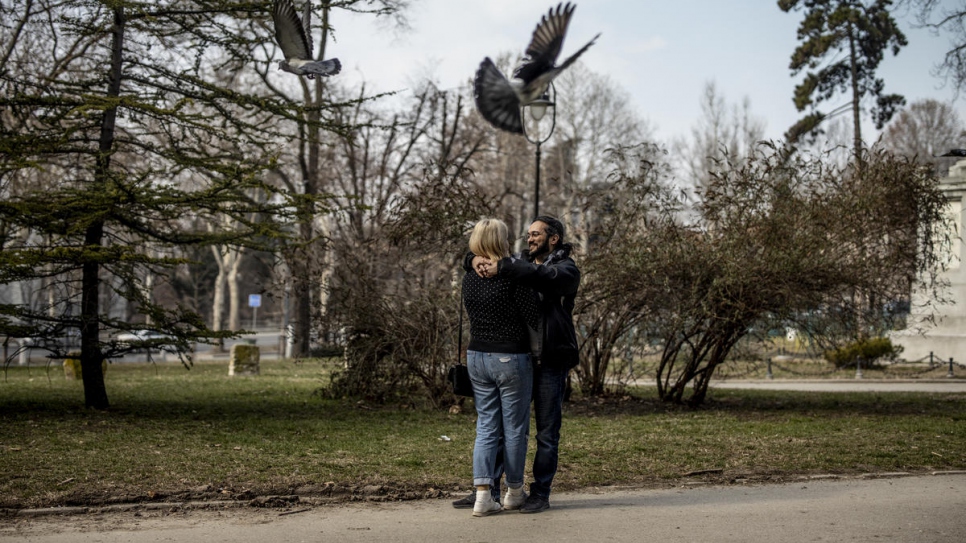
left=462, top=270, right=540, bottom=354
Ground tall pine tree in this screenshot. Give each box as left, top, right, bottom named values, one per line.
left=779, top=0, right=907, bottom=165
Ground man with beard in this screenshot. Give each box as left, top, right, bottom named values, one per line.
left=452, top=215, right=580, bottom=514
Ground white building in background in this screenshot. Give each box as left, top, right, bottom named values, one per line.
left=891, top=160, right=966, bottom=363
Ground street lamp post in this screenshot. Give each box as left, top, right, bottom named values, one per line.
left=524, top=85, right=556, bottom=218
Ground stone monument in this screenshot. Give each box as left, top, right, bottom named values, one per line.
left=891, top=159, right=966, bottom=362
left=229, top=343, right=260, bottom=376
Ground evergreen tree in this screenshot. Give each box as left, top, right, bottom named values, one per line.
left=0, top=1, right=313, bottom=408
left=779, top=0, right=907, bottom=164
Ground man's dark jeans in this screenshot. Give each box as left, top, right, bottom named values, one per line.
left=529, top=363, right=568, bottom=499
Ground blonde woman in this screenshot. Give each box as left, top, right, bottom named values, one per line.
left=462, top=218, right=540, bottom=517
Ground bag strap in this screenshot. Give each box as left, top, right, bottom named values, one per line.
left=457, top=284, right=465, bottom=366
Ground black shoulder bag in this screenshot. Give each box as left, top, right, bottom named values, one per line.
left=448, top=294, right=474, bottom=397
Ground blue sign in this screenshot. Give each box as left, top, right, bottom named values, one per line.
left=248, top=294, right=262, bottom=308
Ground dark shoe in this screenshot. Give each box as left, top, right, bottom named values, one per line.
left=519, top=495, right=549, bottom=514
left=452, top=491, right=476, bottom=509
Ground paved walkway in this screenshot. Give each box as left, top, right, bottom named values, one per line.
left=709, top=378, right=966, bottom=393
left=4, top=474, right=964, bottom=542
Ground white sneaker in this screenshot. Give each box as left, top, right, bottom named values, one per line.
left=502, top=487, right=528, bottom=510
left=472, top=490, right=502, bottom=517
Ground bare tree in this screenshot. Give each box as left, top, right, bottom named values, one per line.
left=903, top=0, right=966, bottom=95
left=673, top=81, right=766, bottom=196
left=546, top=63, right=655, bottom=252
left=210, top=241, right=245, bottom=334
left=881, top=98, right=966, bottom=176
left=234, top=0, right=412, bottom=358
left=323, top=85, right=493, bottom=405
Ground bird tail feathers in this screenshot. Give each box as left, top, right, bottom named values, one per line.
left=302, top=58, right=341, bottom=77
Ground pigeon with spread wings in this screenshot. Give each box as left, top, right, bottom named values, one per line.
left=474, top=2, right=600, bottom=134
left=272, top=0, right=341, bottom=78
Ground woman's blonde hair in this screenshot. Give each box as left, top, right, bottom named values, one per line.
left=469, top=218, right=510, bottom=261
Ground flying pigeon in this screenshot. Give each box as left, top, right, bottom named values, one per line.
left=474, top=2, right=600, bottom=134
left=938, top=149, right=966, bottom=157
left=272, top=0, right=341, bottom=78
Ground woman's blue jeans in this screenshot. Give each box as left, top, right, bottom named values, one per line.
left=467, top=350, right=532, bottom=489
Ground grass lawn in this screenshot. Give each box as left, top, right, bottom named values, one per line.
left=2, top=358, right=964, bottom=509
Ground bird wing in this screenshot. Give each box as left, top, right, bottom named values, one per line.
left=514, top=2, right=575, bottom=84
left=272, top=0, right=312, bottom=60
left=302, top=0, right=314, bottom=59
left=554, top=32, right=600, bottom=72
left=474, top=57, right=524, bottom=134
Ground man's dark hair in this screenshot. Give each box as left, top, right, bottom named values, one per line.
left=533, top=215, right=565, bottom=243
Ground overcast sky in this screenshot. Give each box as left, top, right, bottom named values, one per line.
left=330, top=0, right=963, bottom=144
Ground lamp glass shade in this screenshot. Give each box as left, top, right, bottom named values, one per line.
left=528, top=95, right=554, bottom=121
left=530, top=102, right=548, bottom=121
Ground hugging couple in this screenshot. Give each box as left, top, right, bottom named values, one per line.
left=457, top=215, right=581, bottom=517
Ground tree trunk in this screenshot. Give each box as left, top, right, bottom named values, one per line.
left=80, top=219, right=108, bottom=409
left=210, top=245, right=229, bottom=351
left=285, top=8, right=332, bottom=358
left=211, top=247, right=226, bottom=325
left=227, top=253, right=241, bottom=331
left=847, top=22, right=863, bottom=171
left=292, top=252, right=312, bottom=357
left=142, top=271, right=153, bottom=325
left=81, top=5, right=125, bottom=410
